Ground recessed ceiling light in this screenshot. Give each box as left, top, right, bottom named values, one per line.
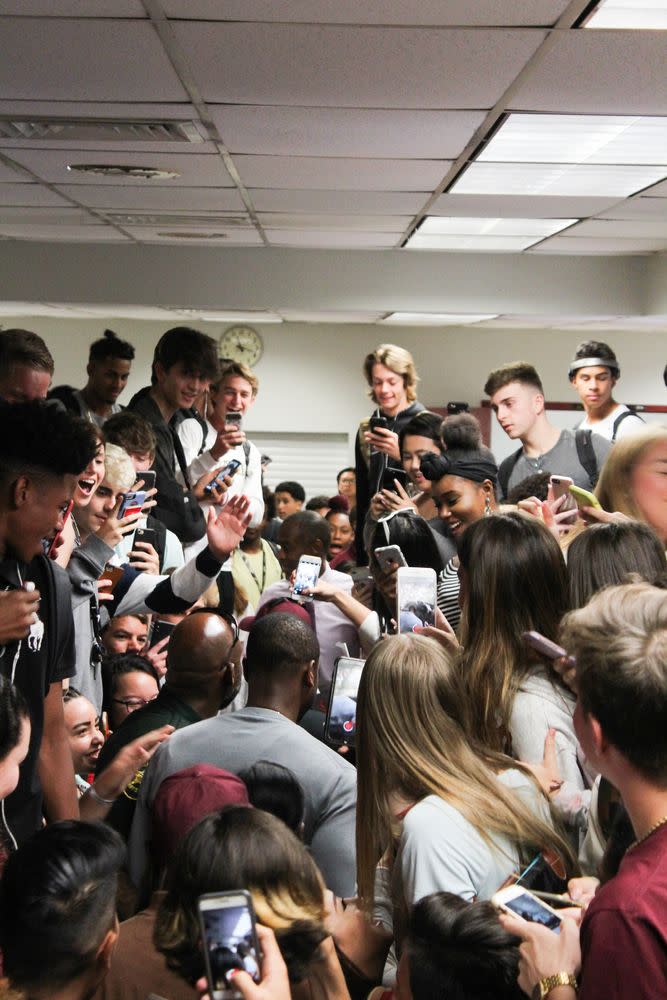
left=417, top=217, right=577, bottom=237
left=450, top=162, right=667, bottom=198
left=478, top=114, right=667, bottom=165
left=67, top=164, right=180, bottom=180
left=405, top=233, right=549, bottom=251
left=582, top=0, right=667, bottom=29
left=381, top=312, right=498, bottom=325
left=173, top=309, right=283, bottom=323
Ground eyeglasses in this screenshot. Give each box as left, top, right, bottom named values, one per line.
left=377, top=508, right=416, bottom=545
left=112, top=695, right=159, bottom=712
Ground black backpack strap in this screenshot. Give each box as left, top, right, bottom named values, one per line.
left=611, top=409, right=644, bottom=441
left=574, top=430, right=599, bottom=488
left=498, top=447, right=523, bottom=499
left=243, top=440, right=251, bottom=464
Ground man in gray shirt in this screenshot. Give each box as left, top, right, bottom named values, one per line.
left=484, top=361, right=611, bottom=501
left=128, top=612, right=357, bottom=897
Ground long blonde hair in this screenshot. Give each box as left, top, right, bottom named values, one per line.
left=595, top=424, right=667, bottom=524
left=355, top=634, right=575, bottom=909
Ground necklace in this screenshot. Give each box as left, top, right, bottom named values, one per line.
left=240, top=546, right=267, bottom=594
left=627, top=815, right=667, bottom=853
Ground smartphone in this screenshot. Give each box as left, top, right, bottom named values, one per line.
left=118, top=490, right=147, bottom=518
left=522, top=630, right=569, bottom=661
left=98, top=563, right=124, bottom=593
left=204, top=459, right=243, bottom=495
left=369, top=414, right=390, bottom=433
left=492, top=885, right=563, bottom=934
left=198, top=890, right=261, bottom=1000
left=44, top=498, right=74, bottom=558
left=133, top=527, right=158, bottom=551
left=549, top=474, right=577, bottom=515
left=569, top=484, right=602, bottom=510
left=291, top=555, right=322, bottom=599
left=380, top=467, right=411, bottom=493
left=397, top=566, right=437, bottom=633
left=135, top=470, right=156, bottom=492
left=225, top=412, right=242, bottom=431
left=148, top=618, right=177, bottom=648
left=374, top=544, right=407, bottom=573
left=325, top=657, right=365, bottom=747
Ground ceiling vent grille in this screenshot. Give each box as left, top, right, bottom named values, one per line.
left=106, top=212, right=249, bottom=227
left=0, top=118, right=207, bottom=143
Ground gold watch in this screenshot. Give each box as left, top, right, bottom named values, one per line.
left=532, top=972, right=578, bottom=999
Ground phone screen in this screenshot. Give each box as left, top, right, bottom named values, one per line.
left=503, top=891, right=561, bottom=933
left=292, top=557, right=321, bottom=596
left=397, top=568, right=436, bottom=633
left=200, top=899, right=260, bottom=998
left=325, top=657, right=364, bottom=746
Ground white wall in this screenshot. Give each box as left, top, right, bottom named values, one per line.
left=4, top=314, right=666, bottom=470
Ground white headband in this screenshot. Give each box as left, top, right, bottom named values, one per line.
left=568, top=356, right=620, bottom=378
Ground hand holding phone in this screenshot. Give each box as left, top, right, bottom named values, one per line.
left=205, top=459, right=242, bottom=495
left=492, top=885, right=563, bottom=933
left=198, top=891, right=262, bottom=999
left=118, top=490, right=147, bottom=519
left=374, top=545, right=407, bottom=573
left=397, top=566, right=437, bottom=634
left=325, top=657, right=364, bottom=747
left=291, top=555, right=322, bottom=600
left=569, top=484, right=602, bottom=511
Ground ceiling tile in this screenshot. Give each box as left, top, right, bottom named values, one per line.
left=257, top=213, right=411, bottom=231
left=162, top=0, right=570, bottom=26
left=0, top=224, right=129, bottom=242
left=0, top=183, right=73, bottom=206
left=175, top=22, right=545, bottom=110
left=642, top=178, right=667, bottom=197
left=232, top=155, right=449, bottom=192
left=0, top=1, right=144, bottom=13
left=566, top=218, right=667, bottom=238
left=0, top=19, right=187, bottom=102
left=265, top=230, right=400, bottom=247
left=597, top=197, right=667, bottom=221
left=530, top=235, right=664, bottom=253
left=130, top=227, right=263, bottom=245
left=210, top=107, right=485, bottom=158
left=0, top=206, right=85, bottom=223
left=249, top=190, right=425, bottom=214
left=2, top=149, right=232, bottom=186
left=508, top=32, right=667, bottom=114
left=431, top=193, right=621, bottom=216
left=56, top=184, right=244, bottom=211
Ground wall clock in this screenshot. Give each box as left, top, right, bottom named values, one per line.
left=218, top=325, right=264, bottom=366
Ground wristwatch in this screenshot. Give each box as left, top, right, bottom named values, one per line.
left=532, top=972, right=578, bottom=998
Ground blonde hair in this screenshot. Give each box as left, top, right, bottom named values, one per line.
left=595, top=424, right=667, bottom=523
left=355, top=634, right=574, bottom=909
left=363, top=343, right=419, bottom=403
left=215, top=359, right=259, bottom=396
left=103, top=443, right=136, bottom=492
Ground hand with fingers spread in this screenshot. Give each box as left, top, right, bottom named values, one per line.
left=0, top=587, right=42, bottom=643
left=80, top=724, right=174, bottom=819
left=206, top=494, right=252, bottom=562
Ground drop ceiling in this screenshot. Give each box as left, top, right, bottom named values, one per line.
left=0, top=0, right=666, bottom=327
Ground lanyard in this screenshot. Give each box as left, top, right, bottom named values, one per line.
left=240, top=546, right=267, bottom=594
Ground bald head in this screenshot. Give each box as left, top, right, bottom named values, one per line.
left=166, top=612, right=239, bottom=707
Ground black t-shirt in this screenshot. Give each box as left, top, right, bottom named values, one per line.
left=96, top=687, right=201, bottom=840
left=0, top=555, right=75, bottom=845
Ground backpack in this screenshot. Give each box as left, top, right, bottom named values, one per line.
left=611, top=408, right=644, bottom=442
left=498, top=429, right=598, bottom=499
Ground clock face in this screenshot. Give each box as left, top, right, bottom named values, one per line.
left=219, top=325, right=263, bottom=366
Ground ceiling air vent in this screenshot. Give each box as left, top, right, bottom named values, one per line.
left=105, top=213, right=248, bottom=227
left=67, top=165, right=180, bottom=180
left=156, top=232, right=230, bottom=240
left=0, top=118, right=207, bottom=143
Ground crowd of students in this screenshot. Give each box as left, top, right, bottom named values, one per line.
left=0, top=324, right=666, bottom=1000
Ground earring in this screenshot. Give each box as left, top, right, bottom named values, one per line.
left=484, top=495, right=492, bottom=516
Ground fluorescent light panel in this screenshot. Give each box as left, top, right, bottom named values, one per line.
left=406, top=233, right=552, bottom=251
left=418, top=216, right=577, bottom=237
left=382, top=312, right=498, bottom=325
left=479, top=114, right=667, bottom=165
left=450, top=162, right=667, bottom=197
left=584, top=0, right=667, bottom=29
